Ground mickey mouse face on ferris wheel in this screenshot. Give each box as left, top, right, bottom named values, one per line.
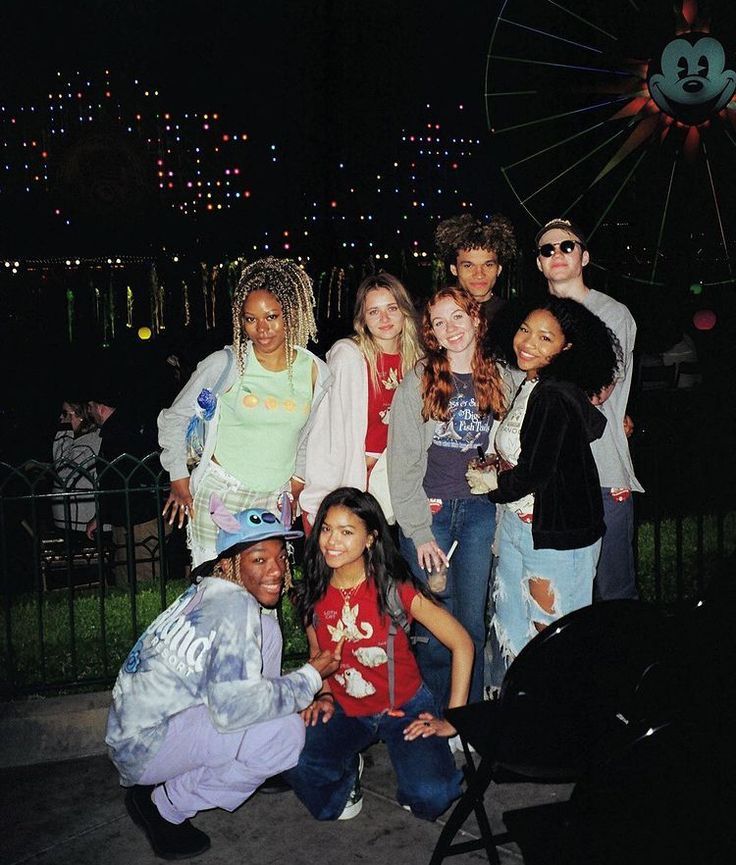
left=647, top=33, right=736, bottom=125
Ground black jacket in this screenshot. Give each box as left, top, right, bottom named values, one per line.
left=488, top=378, right=606, bottom=550
left=98, top=407, right=161, bottom=526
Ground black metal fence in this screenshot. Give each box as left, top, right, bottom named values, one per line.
left=1, top=445, right=733, bottom=698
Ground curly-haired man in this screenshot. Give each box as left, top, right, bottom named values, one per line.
left=434, top=213, right=518, bottom=327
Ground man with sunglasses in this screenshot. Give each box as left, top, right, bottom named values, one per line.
left=535, top=219, right=643, bottom=601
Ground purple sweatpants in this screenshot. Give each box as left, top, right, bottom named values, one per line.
left=139, top=614, right=306, bottom=823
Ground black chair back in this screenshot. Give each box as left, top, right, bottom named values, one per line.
left=494, top=600, right=667, bottom=778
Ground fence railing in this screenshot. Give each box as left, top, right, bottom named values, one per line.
left=1, top=449, right=733, bottom=698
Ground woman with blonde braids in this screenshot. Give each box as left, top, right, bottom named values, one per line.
left=159, top=257, right=332, bottom=569
left=301, top=272, right=421, bottom=528
left=387, top=286, right=508, bottom=707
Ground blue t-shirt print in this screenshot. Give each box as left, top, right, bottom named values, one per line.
left=424, top=373, right=491, bottom=500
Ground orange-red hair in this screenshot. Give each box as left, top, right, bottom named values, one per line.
left=420, top=286, right=506, bottom=422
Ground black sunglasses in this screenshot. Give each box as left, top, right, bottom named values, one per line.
left=537, top=239, right=584, bottom=257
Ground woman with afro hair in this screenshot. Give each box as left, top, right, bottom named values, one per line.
left=465, top=296, right=622, bottom=687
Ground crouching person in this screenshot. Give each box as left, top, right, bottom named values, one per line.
left=105, top=494, right=343, bottom=860
left=285, top=488, right=472, bottom=823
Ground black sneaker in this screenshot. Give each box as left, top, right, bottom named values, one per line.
left=125, top=784, right=211, bottom=860
left=256, top=773, right=291, bottom=794
left=338, top=753, right=364, bottom=820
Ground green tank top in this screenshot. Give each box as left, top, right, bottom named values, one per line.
left=214, top=350, right=313, bottom=491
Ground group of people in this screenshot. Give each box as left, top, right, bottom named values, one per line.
left=105, top=214, right=642, bottom=859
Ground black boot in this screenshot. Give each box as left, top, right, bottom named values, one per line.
left=125, top=784, right=211, bottom=860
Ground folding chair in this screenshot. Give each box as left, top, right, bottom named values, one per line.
left=430, top=601, right=667, bottom=865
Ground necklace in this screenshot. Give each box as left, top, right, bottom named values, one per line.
left=331, top=575, right=366, bottom=604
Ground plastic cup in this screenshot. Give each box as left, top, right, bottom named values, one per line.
left=427, top=562, right=448, bottom=593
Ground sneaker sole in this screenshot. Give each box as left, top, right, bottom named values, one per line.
left=337, top=796, right=363, bottom=820
left=337, top=753, right=365, bottom=820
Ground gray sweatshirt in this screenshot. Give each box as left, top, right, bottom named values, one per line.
left=386, top=363, right=438, bottom=548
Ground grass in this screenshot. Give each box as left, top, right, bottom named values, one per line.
left=636, top=511, right=735, bottom=605
left=2, top=513, right=733, bottom=696
left=1, top=572, right=309, bottom=696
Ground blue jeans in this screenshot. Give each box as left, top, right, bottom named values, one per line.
left=594, top=489, right=638, bottom=601
left=399, top=495, right=496, bottom=706
left=489, top=507, right=599, bottom=687
left=285, top=684, right=462, bottom=822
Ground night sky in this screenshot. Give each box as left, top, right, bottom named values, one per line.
left=2, top=0, right=736, bottom=460
left=0, top=0, right=499, bottom=222
left=0, top=1, right=503, bottom=460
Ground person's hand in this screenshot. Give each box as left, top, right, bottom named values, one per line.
left=85, top=518, right=97, bottom=541
left=163, top=478, right=194, bottom=527
left=403, top=711, right=456, bottom=741
left=623, top=414, right=634, bottom=438
left=309, top=637, right=345, bottom=679
left=416, top=540, right=447, bottom=573
left=300, top=693, right=336, bottom=726
left=610, top=488, right=631, bottom=503
left=290, top=476, right=305, bottom=503
left=465, top=465, right=499, bottom=494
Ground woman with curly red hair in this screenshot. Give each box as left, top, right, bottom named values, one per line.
left=387, top=286, right=508, bottom=707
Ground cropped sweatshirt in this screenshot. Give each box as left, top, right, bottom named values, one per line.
left=488, top=377, right=607, bottom=550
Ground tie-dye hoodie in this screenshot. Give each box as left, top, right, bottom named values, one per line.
left=105, top=577, right=321, bottom=785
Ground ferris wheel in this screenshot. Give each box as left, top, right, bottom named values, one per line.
left=485, top=0, right=736, bottom=285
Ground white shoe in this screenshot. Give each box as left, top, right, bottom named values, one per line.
left=338, top=753, right=364, bottom=820
left=448, top=735, right=475, bottom=754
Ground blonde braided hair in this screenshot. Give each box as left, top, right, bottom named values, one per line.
left=231, top=257, right=318, bottom=377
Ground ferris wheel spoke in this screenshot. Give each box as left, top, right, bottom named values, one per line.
left=650, top=157, right=679, bottom=283
left=568, top=149, right=648, bottom=238
left=497, top=16, right=603, bottom=53
left=516, top=123, right=634, bottom=203
left=486, top=53, right=639, bottom=78
left=486, top=0, right=736, bottom=284
left=503, top=118, right=610, bottom=169
left=702, top=142, right=733, bottom=273
left=488, top=93, right=633, bottom=134
left=546, top=1, right=619, bottom=41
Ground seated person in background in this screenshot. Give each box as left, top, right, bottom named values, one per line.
left=86, top=382, right=163, bottom=584
left=51, top=399, right=102, bottom=543
left=106, top=497, right=342, bottom=860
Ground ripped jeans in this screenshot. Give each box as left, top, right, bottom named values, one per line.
left=488, top=506, right=599, bottom=688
